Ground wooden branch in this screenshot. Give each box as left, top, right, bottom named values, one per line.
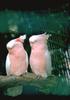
left=0, top=73, right=48, bottom=96
left=0, top=74, right=34, bottom=86
left=0, top=73, right=49, bottom=89
left=0, top=73, right=57, bottom=90
left=0, top=73, right=64, bottom=96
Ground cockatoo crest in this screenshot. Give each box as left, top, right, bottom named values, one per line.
left=29, top=32, right=50, bottom=42
left=6, top=34, right=26, bottom=49
left=19, top=34, right=26, bottom=40
left=46, top=34, right=51, bottom=40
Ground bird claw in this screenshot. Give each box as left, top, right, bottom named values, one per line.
left=36, top=75, right=42, bottom=79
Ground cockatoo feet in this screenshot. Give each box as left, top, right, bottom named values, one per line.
left=24, top=70, right=28, bottom=74
left=20, top=71, right=28, bottom=76
left=36, top=75, right=43, bottom=79
left=24, top=71, right=28, bottom=75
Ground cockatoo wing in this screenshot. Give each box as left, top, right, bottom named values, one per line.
left=45, top=50, right=52, bottom=75
left=25, top=51, right=28, bottom=73
left=6, top=54, right=11, bottom=75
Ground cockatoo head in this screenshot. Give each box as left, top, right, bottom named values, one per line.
left=29, top=32, right=51, bottom=47
left=29, top=35, right=39, bottom=42
left=6, top=34, right=26, bottom=49
left=29, top=32, right=49, bottom=42
left=29, top=34, right=40, bottom=47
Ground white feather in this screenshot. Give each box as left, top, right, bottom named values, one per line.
left=29, top=35, right=39, bottom=42
left=19, top=34, right=26, bottom=40
left=6, top=40, right=15, bottom=49
left=5, top=54, right=11, bottom=75
left=45, top=50, right=52, bottom=75
left=25, top=51, right=28, bottom=73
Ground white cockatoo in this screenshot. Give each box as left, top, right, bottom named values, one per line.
left=6, top=34, right=28, bottom=76
left=29, top=32, right=52, bottom=78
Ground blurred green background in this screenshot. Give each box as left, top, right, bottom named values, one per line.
left=0, top=0, right=70, bottom=96
left=0, top=10, right=70, bottom=34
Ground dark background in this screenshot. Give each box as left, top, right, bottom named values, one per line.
left=0, top=0, right=70, bottom=11
left=0, top=0, right=70, bottom=97
left=0, top=0, right=70, bottom=75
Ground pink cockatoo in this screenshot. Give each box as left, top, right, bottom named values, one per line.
left=6, top=34, right=28, bottom=76
left=29, top=33, right=52, bottom=78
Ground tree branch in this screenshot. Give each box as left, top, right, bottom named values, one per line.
left=0, top=73, right=61, bottom=96
left=0, top=73, right=47, bottom=88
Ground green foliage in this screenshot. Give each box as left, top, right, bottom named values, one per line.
left=0, top=10, right=70, bottom=34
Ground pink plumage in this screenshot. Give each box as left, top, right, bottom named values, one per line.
left=29, top=33, right=52, bottom=78
left=6, top=35, right=28, bottom=76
